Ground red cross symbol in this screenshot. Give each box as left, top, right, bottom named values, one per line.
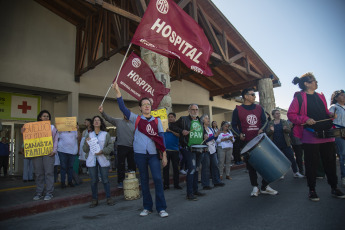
left=18, top=101, right=32, bottom=114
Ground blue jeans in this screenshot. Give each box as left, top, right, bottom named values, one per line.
left=23, top=158, right=33, bottom=180
left=181, top=148, right=204, bottom=195
left=335, top=137, right=345, bottom=178
left=88, top=162, right=111, bottom=199
left=134, top=153, right=167, bottom=212
left=280, top=147, right=298, bottom=173
left=202, top=152, right=221, bottom=187
left=58, top=152, right=75, bottom=184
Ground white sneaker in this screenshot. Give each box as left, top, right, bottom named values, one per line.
left=159, top=210, right=169, bottom=218
left=261, top=185, right=278, bottom=195
left=44, top=194, right=53, bottom=201
left=280, top=175, right=285, bottom=180
left=342, top=177, right=345, bottom=187
left=140, top=209, right=152, bottom=217
left=250, top=186, right=260, bottom=197
left=294, top=172, right=304, bottom=178
left=180, top=169, right=187, bottom=175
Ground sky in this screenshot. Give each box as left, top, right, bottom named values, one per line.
left=212, top=0, right=345, bottom=109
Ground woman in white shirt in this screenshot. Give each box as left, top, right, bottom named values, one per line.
left=216, top=121, right=234, bottom=180
left=83, top=116, right=115, bottom=207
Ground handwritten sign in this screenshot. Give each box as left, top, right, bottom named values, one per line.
left=55, top=117, right=77, bottom=132
left=151, top=108, right=168, bottom=131
left=23, top=121, right=53, bottom=158
left=87, top=137, right=101, bottom=155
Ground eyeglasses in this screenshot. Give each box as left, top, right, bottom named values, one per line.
left=246, top=93, right=255, bottom=97
left=141, top=103, right=151, bottom=107
left=190, top=109, right=199, bottom=111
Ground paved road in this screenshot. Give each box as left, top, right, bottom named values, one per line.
left=1, top=168, right=344, bottom=230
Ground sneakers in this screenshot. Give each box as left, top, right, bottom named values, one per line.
left=186, top=194, right=198, bottom=201
left=331, top=188, right=345, bottom=199
left=193, top=191, right=206, bottom=196
left=159, top=210, right=169, bottom=218
left=280, top=175, right=285, bottom=180
left=164, top=185, right=170, bottom=190
left=107, top=198, right=115, bottom=206
left=251, top=186, right=260, bottom=197
left=44, top=194, right=53, bottom=201
left=294, top=172, right=304, bottom=178
left=309, top=190, right=320, bottom=201
left=203, top=186, right=212, bottom=190
left=214, top=182, right=225, bottom=187
left=89, top=199, right=98, bottom=208
left=117, top=182, right=123, bottom=189
left=174, top=185, right=183, bottom=190
left=180, top=169, right=187, bottom=175
left=261, top=186, right=278, bottom=195
left=226, top=176, right=232, bottom=180
left=33, top=194, right=43, bottom=201
left=140, top=209, right=152, bottom=217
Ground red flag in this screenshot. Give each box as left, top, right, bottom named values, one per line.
left=132, top=0, right=213, bottom=76
left=115, top=52, right=170, bottom=110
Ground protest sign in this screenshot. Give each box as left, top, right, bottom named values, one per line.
left=55, top=117, right=77, bottom=132
left=22, top=121, right=53, bottom=158
left=151, top=108, right=168, bottom=131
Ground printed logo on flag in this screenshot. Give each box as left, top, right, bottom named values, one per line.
left=132, top=58, right=141, bottom=68
left=156, top=0, right=169, bottom=14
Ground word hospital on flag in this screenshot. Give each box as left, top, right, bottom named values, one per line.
left=22, top=121, right=53, bottom=158
left=131, top=0, right=213, bottom=76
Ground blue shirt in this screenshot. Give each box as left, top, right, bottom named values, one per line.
left=164, top=132, right=179, bottom=151
left=117, top=97, right=164, bottom=155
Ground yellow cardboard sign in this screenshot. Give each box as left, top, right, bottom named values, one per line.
left=151, top=108, right=168, bottom=131
left=55, top=117, right=77, bottom=132
left=22, top=121, right=53, bottom=158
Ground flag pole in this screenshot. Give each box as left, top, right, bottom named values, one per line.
left=100, top=43, right=132, bottom=107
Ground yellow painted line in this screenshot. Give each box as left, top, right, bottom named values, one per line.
left=0, top=173, right=138, bottom=193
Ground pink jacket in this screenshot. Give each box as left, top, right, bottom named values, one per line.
left=287, top=91, right=332, bottom=139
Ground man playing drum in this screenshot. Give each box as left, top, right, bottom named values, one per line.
left=170, top=104, right=206, bottom=201
left=231, top=88, right=278, bottom=197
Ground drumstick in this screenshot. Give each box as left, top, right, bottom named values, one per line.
left=302, top=118, right=333, bottom=126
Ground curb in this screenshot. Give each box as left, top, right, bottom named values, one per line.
left=0, top=163, right=246, bottom=221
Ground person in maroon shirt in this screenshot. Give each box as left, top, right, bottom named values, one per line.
left=231, top=88, right=278, bottom=197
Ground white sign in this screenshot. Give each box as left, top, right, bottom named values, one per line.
left=87, top=137, right=101, bottom=155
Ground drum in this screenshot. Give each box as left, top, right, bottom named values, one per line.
left=314, top=128, right=345, bottom=138
left=241, top=133, right=291, bottom=183
left=190, top=145, right=208, bottom=153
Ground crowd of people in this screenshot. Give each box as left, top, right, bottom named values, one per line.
left=3, top=72, right=343, bottom=218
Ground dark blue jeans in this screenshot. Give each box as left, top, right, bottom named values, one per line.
left=58, top=152, right=75, bottom=184
left=181, top=148, right=204, bottom=195
left=202, top=152, right=221, bottom=187
left=88, top=161, right=111, bottom=199
left=134, top=153, right=167, bottom=212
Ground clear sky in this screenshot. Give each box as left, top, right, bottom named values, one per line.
left=212, top=0, right=345, bottom=109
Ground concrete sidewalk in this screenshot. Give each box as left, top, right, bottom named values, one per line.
left=0, top=164, right=246, bottom=221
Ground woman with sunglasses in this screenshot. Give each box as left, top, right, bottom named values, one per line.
left=287, top=73, right=345, bottom=201
left=113, top=82, right=168, bottom=218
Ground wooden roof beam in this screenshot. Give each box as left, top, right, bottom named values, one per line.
left=213, top=67, right=237, bottom=85
left=210, top=80, right=259, bottom=97
left=178, top=0, right=192, bottom=9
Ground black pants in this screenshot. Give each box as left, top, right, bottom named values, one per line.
left=303, top=142, right=338, bottom=190
left=0, top=156, right=9, bottom=176
left=292, top=144, right=304, bottom=174
left=163, top=150, right=180, bottom=187
left=117, top=145, right=136, bottom=183
left=233, top=138, right=245, bottom=163
left=245, top=160, right=269, bottom=188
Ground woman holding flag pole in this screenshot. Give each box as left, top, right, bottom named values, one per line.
left=112, top=82, right=169, bottom=218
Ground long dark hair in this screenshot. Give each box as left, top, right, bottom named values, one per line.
left=211, top=121, right=218, bottom=129
left=292, top=72, right=315, bottom=91
left=331, top=90, right=344, bottom=105
left=91, top=116, right=107, bottom=131
left=37, top=110, right=51, bottom=121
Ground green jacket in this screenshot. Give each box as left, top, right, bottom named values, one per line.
left=266, top=119, right=291, bottom=147
left=82, top=131, right=113, bottom=160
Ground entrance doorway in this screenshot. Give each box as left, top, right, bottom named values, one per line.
left=1, top=122, right=25, bottom=175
